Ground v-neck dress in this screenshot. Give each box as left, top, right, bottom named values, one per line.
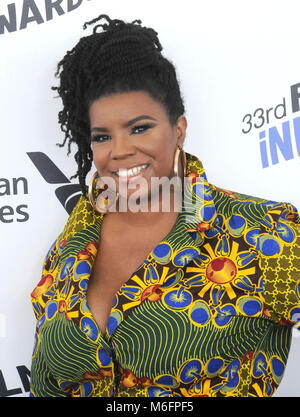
left=29, top=153, right=300, bottom=397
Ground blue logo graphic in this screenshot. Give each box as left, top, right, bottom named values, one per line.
left=242, top=82, right=300, bottom=168
left=259, top=117, right=300, bottom=168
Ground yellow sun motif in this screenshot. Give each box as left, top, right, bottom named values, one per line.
left=120, top=266, right=173, bottom=312
left=186, top=241, right=256, bottom=300
left=56, top=284, right=81, bottom=320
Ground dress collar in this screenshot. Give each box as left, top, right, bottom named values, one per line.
left=182, top=151, right=218, bottom=232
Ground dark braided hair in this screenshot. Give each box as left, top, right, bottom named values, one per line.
left=52, top=14, right=185, bottom=197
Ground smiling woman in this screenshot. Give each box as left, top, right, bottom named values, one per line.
left=89, top=91, right=186, bottom=205
left=29, top=14, right=300, bottom=398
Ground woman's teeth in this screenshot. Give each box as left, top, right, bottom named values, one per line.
left=116, top=164, right=148, bottom=177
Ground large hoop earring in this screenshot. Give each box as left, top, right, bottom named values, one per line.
left=173, top=145, right=186, bottom=177
left=88, top=171, right=119, bottom=214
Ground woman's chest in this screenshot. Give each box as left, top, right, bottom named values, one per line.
left=86, top=234, right=163, bottom=334
left=38, top=298, right=268, bottom=384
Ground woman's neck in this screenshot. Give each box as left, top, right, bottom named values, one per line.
left=106, top=187, right=182, bottom=228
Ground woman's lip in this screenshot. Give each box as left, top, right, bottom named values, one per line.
left=111, top=163, right=149, bottom=173
left=112, top=164, right=150, bottom=183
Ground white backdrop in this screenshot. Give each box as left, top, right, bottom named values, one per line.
left=1, top=0, right=299, bottom=397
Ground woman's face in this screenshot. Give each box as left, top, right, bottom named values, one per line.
left=89, top=91, right=187, bottom=203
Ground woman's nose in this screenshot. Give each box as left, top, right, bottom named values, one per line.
left=110, top=135, right=135, bottom=159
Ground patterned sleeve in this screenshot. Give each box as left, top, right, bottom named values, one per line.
left=29, top=234, right=70, bottom=397
left=259, top=203, right=300, bottom=324
left=30, top=331, right=71, bottom=397
left=30, top=234, right=63, bottom=321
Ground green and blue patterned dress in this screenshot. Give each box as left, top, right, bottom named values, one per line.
left=29, top=153, right=300, bottom=397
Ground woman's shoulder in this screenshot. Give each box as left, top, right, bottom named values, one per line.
left=210, top=183, right=277, bottom=204
left=209, top=182, right=300, bottom=227
left=59, top=194, right=102, bottom=244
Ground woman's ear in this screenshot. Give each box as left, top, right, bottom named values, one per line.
left=175, top=115, right=187, bottom=148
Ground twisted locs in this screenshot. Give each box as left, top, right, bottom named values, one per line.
left=52, top=14, right=185, bottom=197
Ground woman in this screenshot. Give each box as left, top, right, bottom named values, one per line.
left=30, top=14, right=300, bottom=397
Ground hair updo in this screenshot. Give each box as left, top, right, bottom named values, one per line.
left=52, top=14, right=185, bottom=197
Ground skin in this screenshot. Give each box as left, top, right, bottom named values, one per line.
left=89, top=91, right=187, bottom=218
left=86, top=91, right=188, bottom=335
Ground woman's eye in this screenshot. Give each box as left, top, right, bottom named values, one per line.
left=91, top=124, right=155, bottom=142
left=91, top=135, right=110, bottom=143
left=132, top=124, right=154, bottom=134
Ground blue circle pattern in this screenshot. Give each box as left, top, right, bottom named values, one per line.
left=80, top=317, right=99, bottom=342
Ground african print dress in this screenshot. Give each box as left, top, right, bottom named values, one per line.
left=29, top=152, right=300, bottom=397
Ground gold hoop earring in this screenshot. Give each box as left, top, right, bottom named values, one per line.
left=88, top=171, right=119, bottom=214
left=173, top=145, right=186, bottom=177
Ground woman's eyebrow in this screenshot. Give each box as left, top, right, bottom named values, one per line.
left=90, top=115, right=157, bottom=133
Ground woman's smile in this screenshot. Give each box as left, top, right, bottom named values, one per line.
left=112, top=164, right=150, bottom=187
left=89, top=90, right=187, bottom=200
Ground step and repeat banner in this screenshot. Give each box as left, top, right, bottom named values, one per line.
left=1, top=0, right=299, bottom=397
